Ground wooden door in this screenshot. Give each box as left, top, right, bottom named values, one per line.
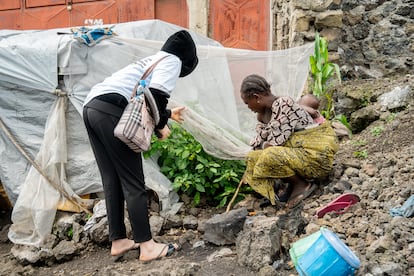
left=0, top=0, right=188, bottom=30
left=209, top=0, right=270, bottom=104
left=69, top=0, right=126, bottom=27
left=69, top=0, right=155, bottom=27
left=23, top=0, right=69, bottom=29
left=209, top=0, right=269, bottom=50
left=155, top=0, right=188, bottom=28
left=0, top=0, right=22, bottom=29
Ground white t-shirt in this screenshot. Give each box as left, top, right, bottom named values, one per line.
left=83, top=51, right=181, bottom=106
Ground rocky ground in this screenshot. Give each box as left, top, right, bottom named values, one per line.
left=0, top=74, right=413, bottom=276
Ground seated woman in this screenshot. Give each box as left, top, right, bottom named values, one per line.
left=240, top=74, right=339, bottom=208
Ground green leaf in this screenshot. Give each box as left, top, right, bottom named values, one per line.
left=314, top=33, right=320, bottom=58
left=182, top=150, right=190, bottom=159
left=217, top=197, right=227, bottom=208
left=334, top=114, right=352, bottom=132
left=196, top=155, right=208, bottom=165
left=195, top=183, right=205, bottom=192
left=224, top=185, right=235, bottom=192
left=194, top=192, right=201, bottom=205
left=172, top=181, right=181, bottom=191
left=322, top=66, right=334, bottom=80
left=210, top=162, right=221, bottom=168
left=333, top=63, right=342, bottom=83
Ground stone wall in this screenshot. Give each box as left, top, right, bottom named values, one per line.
left=271, top=0, right=414, bottom=78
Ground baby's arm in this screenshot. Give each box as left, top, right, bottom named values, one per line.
left=301, top=105, right=318, bottom=119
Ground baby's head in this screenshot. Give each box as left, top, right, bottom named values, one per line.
left=299, top=94, right=320, bottom=109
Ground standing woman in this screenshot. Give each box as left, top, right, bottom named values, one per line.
left=240, top=74, right=338, bottom=208
left=82, top=30, right=198, bottom=262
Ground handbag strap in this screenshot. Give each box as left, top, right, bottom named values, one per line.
left=131, top=56, right=168, bottom=99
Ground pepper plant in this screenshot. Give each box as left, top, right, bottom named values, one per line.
left=144, top=123, right=250, bottom=207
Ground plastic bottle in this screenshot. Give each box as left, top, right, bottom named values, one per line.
left=135, top=79, right=146, bottom=99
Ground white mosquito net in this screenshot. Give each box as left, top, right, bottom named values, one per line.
left=0, top=20, right=313, bottom=247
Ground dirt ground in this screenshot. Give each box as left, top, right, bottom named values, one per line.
left=0, top=208, right=259, bottom=276
left=333, top=74, right=414, bottom=160
left=0, top=74, right=413, bottom=275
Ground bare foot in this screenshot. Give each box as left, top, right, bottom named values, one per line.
left=286, top=183, right=317, bottom=209
left=139, top=239, right=180, bottom=262
left=111, top=238, right=139, bottom=256
left=289, top=182, right=311, bottom=200
left=283, top=175, right=309, bottom=200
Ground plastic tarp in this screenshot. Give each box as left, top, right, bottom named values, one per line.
left=0, top=20, right=313, bottom=247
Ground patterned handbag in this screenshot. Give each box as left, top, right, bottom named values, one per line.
left=114, top=57, right=165, bottom=152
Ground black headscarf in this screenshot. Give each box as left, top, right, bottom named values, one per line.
left=161, top=30, right=198, bottom=77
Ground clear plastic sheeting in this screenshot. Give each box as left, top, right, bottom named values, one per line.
left=7, top=96, right=67, bottom=247
left=0, top=20, right=313, bottom=247
left=142, top=156, right=183, bottom=215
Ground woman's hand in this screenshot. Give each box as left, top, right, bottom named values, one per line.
left=157, top=125, right=171, bottom=140
left=170, top=106, right=186, bottom=123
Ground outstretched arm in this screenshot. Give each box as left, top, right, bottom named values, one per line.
left=156, top=106, right=187, bottom=140
left=170, top=106, right=186, bottom=123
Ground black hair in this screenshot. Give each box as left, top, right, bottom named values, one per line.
left=240, top=74, right=271, bottom=98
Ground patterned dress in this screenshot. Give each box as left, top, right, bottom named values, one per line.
left=243, top=97, right=339, bottom=205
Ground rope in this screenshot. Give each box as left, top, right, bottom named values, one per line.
left=0, top=117, right=91, bottom=215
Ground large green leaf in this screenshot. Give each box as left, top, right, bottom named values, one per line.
left=195, top=183, right=205, bottom=192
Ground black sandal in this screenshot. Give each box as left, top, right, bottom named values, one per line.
left=139, top=243, right=180, bottom=264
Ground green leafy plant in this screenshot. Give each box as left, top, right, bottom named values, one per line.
left=144, top=123, right=250, bottom=207
left=385, top=113, right=397, bottom=123
left=334, top=114, right=352, bottom=136
left=353, top=150, right=368, bottom=159
left=360, top=96, right=370, bottom=108
left=85, top=213, right=92, bottom=220
left=370, top=126, right=384, bottom=137
left=351, top=139, right=367, bottom=146
left=67, top=227, right=73, bottom=239
left=309, top=32, right=341, bottom=120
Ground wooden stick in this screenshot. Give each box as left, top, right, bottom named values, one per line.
left=226, top=178, right=244, bottom=213
left=0, top=117, right=91, bottom=214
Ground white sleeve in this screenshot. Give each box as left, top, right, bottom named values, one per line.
left=148, top=54, right=181, bottom=95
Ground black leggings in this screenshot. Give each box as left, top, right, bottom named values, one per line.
left=83, top=98, right=152, bottom=243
